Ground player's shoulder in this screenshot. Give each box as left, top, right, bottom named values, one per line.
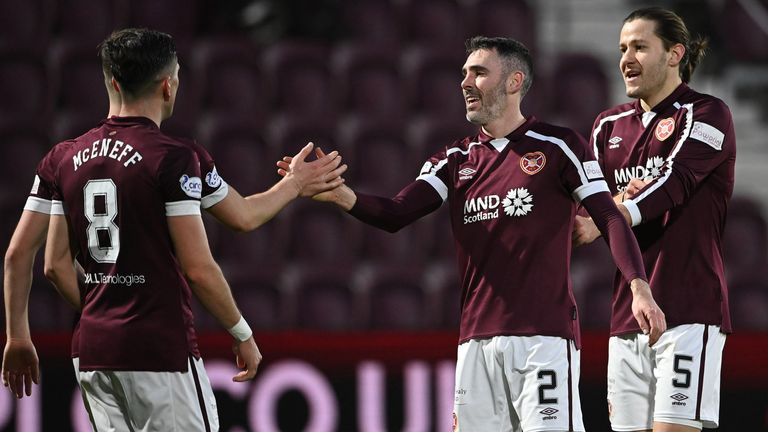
left=527, top=119, right=587, bottom=147
left=682, top=87, right=732, bottom=119
left=162, top=132, right=213, bottom=160
left=595, top=101, right=637, bottom=122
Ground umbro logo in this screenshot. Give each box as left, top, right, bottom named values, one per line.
left=540, top=407, right=559, bottom=420
left=459, top=167, right=476, bottom=180
left=670, top=393, right=688, bottom=406
left=670, top=393, right=688, bottom=401
left=608, top=136, right=622, bottom=149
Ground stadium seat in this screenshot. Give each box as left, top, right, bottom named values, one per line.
left=331, top=43, right=404, bottom=120
left=730, top=279, right=768, bottom=330
left=723, top=196, right=768, bottom=285
left=0, top=0, right=51, bottom=53
left=280, top=200, right=361, bottom=266
left=340, top=0, right=403, bottom=46
left=48, top=40, right=110, bottom=120
left=719, top=0, right=768, bottom=62
left=467, top=0, right=537, bottom=54
left=422, top=260, right=461, bottom=329
left=196, top=113, right=274, bottom=193
left=357, top=265, right=432, bottom=330
left=400, top=46, right=466, bottom=117
left=405, top=114, right=477, bottom=170
left=211, top=216, right=287, bottom=280
left=126, top=0, right=199, bottom=48
left=549, top=53, right=609, bottom=138
left=229, top=272, right=286, bottom=330
left=53, top=0, right=126, bottom=47
left=0, top=52, right=50, bottom=125
left=577, top=279, right=612, bottom=330
left=192, top=37, right=265, bottom=119
left=261, top=42, right=334, bottom=116
left=401, top=0, right=467, bottom=48
left=336, top=116, right=410, bottom=193
left=160, top=60, right=201, bottom=137
left=282, top=265, right=363, bottom=330
left=267, top=114, right=338, bottom=164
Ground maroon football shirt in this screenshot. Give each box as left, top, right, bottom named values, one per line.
left=349, top=117, right=649, bottom=346
left=51, top=116, right=208, bottom=371
left=591, top=83, right=735, bottom=335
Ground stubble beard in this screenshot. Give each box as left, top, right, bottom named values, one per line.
left=466, top=81, right=508, bottom=125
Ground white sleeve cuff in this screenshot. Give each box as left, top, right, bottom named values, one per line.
left=165, top=201, right=202, bottom=216
left=50, top=200, right=65, bottom=215
left=623, top=199, right=642, bottom=226
left=415, top=175, right=448, bottom=201
left=24, top=197, right=52, bottom=214
left=572, top=180, right=610, bottom=202
left=201, top=181, right=229, bottom=209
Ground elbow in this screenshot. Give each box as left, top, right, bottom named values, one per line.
left=43, top=262, right=61, bottom=284
left=183, top=262, right=222, bottom=288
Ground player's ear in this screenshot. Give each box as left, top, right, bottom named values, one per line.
left=161, top=77, right=172, bottom=101
left=668, top=43, right=685, bottom=67
left=110, top=77, right=121, bottom=94
left=507, top=70, right=524, bottom=95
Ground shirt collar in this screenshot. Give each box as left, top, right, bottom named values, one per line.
left=633, top=82, right=689, bottom=116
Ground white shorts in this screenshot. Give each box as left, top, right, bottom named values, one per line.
left=74, top=356, right=220, bottom=432
left=453, top=335, right=585, bottom=432
left=607, top=324, right=726, bottom=431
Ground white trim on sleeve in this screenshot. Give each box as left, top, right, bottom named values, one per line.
left=24, top=197, right=52, bottom=214
left=165, top=200, right=202, bottom=216
left=416, top=175, right=448, bottom=201
left=572, top=180, right=610, bottom=202
left=623, top=199, right=642, bottom=226
left=50, top=200, right=65, bottom=215
left=201, top=181, right=229, bottom=209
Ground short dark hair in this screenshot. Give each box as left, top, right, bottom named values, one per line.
left=624, top=7, right=708, bottom=83
left=98, top=28, right=177, bottom=97
left=465, top=36, right=534, bottom=97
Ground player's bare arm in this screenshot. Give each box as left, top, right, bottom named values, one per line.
left=2, top=211, right=49, bottom=398
left=43, top=215, right=82, bottom=311
left=168, top=214, right=261, bottom=381
left=208, top=142, right=347, bottom=232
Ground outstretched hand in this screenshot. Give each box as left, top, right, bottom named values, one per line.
left=572, top=215, right=600, bottom=247
left=232, top=337, right=262, bottom=382
left=278, top=146, right=353, bottom=205
left=2, top=338, right=40, bottom=398
left=629, top=279, right=667, bottom=346
left=276, top=142, right=347, bottom=197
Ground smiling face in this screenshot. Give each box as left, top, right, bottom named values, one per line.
left=619, top=18, right=678, bottom=107
left=461, top=48, right=509, bottom=125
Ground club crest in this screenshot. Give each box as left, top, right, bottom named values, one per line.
left=655, top=117, right=675, bottom=141
left=520, top=151, right=546, bottom=175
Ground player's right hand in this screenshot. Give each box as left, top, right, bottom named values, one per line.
left=572, top=215, right=600, bottom=247
left=232, top=337, right=262, bottom=382
left=629, top=278, right=667, bottom=346
left=2, top=338, right=40, bottom=398
left=624, top=178, right=650, bottom=199
left=276, top=142, right=348, bottom=197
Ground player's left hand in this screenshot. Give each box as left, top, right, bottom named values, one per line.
left=572, top=215, right=600, bottom=247
left=629, top=278, right=667, bottom=346
left=276, top=143, right=347, bottom=197
left=232, top=336, right=262, bottom=382
left=1, top=338, right=40, bottom=398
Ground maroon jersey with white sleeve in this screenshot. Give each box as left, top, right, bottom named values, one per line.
left=591, top=83, right=735, bottom=335
left=51, top=116, right=205, bottom=372
left=419, top=117, right=612, bottom=345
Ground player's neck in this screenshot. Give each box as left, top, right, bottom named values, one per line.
left=483, top=111, right=526, bottom=139
left=640, top=76, right=683, bottom=112
left=119, top=100, right=164, bottom=127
